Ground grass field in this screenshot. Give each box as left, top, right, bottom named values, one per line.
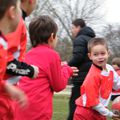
left=53, top=94, right=112, bottom=120
left=53, top=94, right=70, bottom=120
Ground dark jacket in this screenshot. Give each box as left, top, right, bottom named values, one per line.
left=68, top=26, right=95, bottom=86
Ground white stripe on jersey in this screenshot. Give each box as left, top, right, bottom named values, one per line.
left=0, top=37, right=7, bottom=49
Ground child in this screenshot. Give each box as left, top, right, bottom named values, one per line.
left=73, top=38, right=120, bottom=120
left=0, top=0, right=27, bottom=119
left=14, top=15, right=78, bottom=120
left=5, top=0, right=38, bottom=85
left=112, top=57, right=120, bottom=75
left=21, top=0, right=37, bottom=19
left=3, top=0, right=38, bottom=119
left=111, top=57, right=120, bottom=101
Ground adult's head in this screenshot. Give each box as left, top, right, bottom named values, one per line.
left=21, top=0, right=37, bottom=17
left=29, top=15, right=58, bottom=48
left=71, top=18, right=86, bottom=38
left=0, top=0, right=21, bottom=34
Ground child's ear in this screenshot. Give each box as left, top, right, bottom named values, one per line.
left=7, top=6, right=16, bottom=19
left=51, top=33, right=54, bottom=39
left=48, top=33, right=54, bottom=43
left=50, top=33, right=54, bottom=41
left=88, top=53, right=91, bottom=60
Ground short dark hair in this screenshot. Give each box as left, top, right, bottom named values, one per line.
left=29, top=15, right=58, bottom=47
left=88, top=38, right=108, bottom=53
left=72, top=18, right=86, bottom=28
left=21, top=0, right=31, bottom=2
left=0, top=0, right=18, bottom=19
left=112, top=57, right=120, bottom=67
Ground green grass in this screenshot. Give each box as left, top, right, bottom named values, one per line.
left=53, top=94, right=70, bottom=120
left=53, top=94, right=112, bottom=120
left=107, top=102, right=112, bottom=120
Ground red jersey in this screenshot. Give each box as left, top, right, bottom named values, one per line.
left=0, top=32, right=7, bottom=80
left=75, top=64, right=120, bottom=117
left=15, top=44, right=73, bottom=120
left=0, top=32, right=14, bottom=119
left=76, top=64, right=113, bottom=108
left=5, top=17, right=27, bottom=62
left=4, top=17, right=27, bottom=81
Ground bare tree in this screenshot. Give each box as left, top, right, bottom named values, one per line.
left=36, top=0, right=105, bottom=40
left=103, top=24, right=120, bottom=60
left=55, top=37, right=73, bottom=61
left=26, top=0, right=106, bottom=60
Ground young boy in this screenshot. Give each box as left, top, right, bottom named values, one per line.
left=21, top=0, right=37, bottom=19
left=14, top=15, right=78, bottom=120
left=2, top=0, right=38, bottom=119
left=112, top=57, right=120, bottom=76
left=73, top=38, right=120, bottom=120
left=0, top=0, right=27, bottom=119
left=111, top=57, right=120, bottom=101
left=5, top=0, right=38, bottom=85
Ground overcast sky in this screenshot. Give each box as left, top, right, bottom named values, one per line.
left=105, top=0, right=120, bottom=23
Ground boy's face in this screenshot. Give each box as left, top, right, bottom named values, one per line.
left=28, top=0, right=37, bottom=14
left=21, top=0, right=37, bottom=16
left=10, top=0, right=21, bottom=32
left=112, top=64, right=119, bottom=70
left=88, top=44, right=109, bottom=68
left=71, top=24, right=80, bottom=38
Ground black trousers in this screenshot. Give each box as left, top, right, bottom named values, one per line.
left=67, top=85, right=80, bottom=120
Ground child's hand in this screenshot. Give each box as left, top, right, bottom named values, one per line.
left=5, top=83, right=27, bottom=107
left=71, top=67, right=79, bottom=76
left=61, top=61, right=68, bottom=66
left=112, top=113, right=120, bottom=120
left=32, top=65, right=39, bottom=78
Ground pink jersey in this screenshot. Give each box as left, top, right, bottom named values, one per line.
left=15, top=44, right=73, bottom=120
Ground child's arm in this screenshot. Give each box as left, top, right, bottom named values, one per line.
left=4, top=82, right=27, bottom=107
left=93, top=103, right=113, bottom=117
left=48, top=53, right=77, bottom=92
left=61, top=61, right=78, bottom=76
left=93, top=103, right=120, bottom=118
left=6, top=59, right=39, bottom=78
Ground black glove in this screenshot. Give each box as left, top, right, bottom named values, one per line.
left=6, top=59, right=35, bottom=78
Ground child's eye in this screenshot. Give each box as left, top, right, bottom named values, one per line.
left=93, top=53, right=97, bottom=56
left=101, top=52, right=105, bottom=55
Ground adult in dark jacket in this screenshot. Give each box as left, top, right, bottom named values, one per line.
left=67, top=19, right=96, bottom=120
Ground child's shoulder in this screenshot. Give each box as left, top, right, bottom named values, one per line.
left=41, top=45, right=59, bottom=56
left=0, top=34, right=7, bottom=49
left=29, top=44, right=60, bottom=57
left=106, top=64, right=114, bottom=71
left=47, top=48, right=60, bottom=59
